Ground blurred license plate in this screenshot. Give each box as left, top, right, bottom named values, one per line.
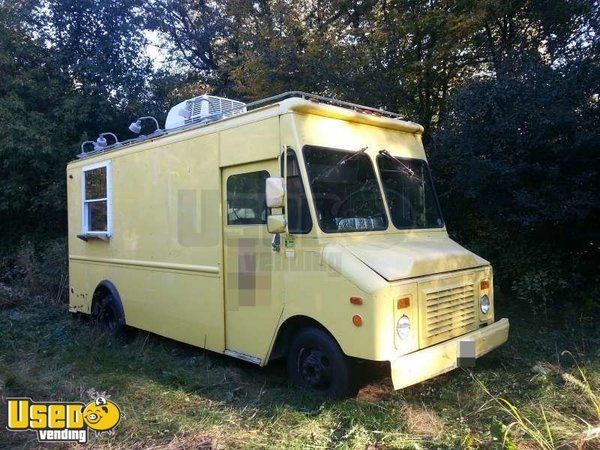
left=457, top=340, right=475, bottom=367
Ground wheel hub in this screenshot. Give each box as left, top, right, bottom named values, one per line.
left=299, top=349, right=331, bottom=388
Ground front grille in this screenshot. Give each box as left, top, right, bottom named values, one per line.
left=423, top=281, right=476, bottom=344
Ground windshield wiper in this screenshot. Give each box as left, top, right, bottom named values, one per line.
left=378, top=149, right=417, bottom=178
left=311, top=146, right=369, bottom=183
left=339, top=145, right=369, bottom=166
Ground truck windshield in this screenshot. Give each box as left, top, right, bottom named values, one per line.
left=303, top=145, right=388, bottom=233
left=376, top=153, right=444, bottom=229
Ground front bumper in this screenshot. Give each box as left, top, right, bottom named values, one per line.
left=390, top=318, right=509, bottom=389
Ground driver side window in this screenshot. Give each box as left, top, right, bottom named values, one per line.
left=226, top=171, right=270, bottom=225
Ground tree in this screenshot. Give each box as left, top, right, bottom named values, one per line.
left=141, top=0, right=484, bottom=134
left=32, top=0, right=154, bottom=107
left=431, top=58, right=600, bottom=306
left=0, top=2, right=130, bottom=246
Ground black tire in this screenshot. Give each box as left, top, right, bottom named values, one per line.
left=287, top=327, right=358, bottom=399
left=90, top=294, right=124, bottom=334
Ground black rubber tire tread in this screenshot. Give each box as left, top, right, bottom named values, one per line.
left=287, top=327, right=358, bottom=399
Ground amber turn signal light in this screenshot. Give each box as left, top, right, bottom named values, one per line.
left=480, top=280, right=490, bottom=290
left=350, top=296, right=363, bottom=305
left=397, top=297, right=410, bottom=309
left=352, top=315, right=363, bottom=327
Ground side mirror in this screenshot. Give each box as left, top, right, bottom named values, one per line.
left=265, top=177, right=285, bottom=208
left=267, top=214, right=287, bottom=234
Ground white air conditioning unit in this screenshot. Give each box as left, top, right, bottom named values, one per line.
left=164, top=94, right=247, bottom=130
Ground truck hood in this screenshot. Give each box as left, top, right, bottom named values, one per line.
left=338, top=234, right=488, bottom=281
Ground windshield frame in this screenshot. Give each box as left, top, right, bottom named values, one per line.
left=376, top=153, right=445, bottom=230
left=302, top=145, right=389, bottom=234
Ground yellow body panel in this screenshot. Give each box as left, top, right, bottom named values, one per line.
left=67, top=97, right=508, bottom=388
left=68, top=133, right=224, bottom=351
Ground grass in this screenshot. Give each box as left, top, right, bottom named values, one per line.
left=0, top=288, right=599, bottom=449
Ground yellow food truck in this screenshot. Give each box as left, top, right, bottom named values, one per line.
left=67, top=92, right=509, bottom=398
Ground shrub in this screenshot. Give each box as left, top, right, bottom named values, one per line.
left=0, top=238, right=68, bottom=305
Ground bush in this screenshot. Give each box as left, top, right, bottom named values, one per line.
left=0, top=239, right=68, bottom=305
left=432, top=59, right=600, bottom=322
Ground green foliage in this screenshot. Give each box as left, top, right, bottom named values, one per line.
left=433, top=61, right=599, bottom=229
left=33, top=0, right=153, bottom=105
left=0, top=7, right=75, bottom=243
left=0, top=2, right=157, bottom=247
left=473, top=374, right=556, bottom=449
left=0, top=0, right=598, bottom=320
left=143, top=0, right=598, bottom=134
left=0, top=239, right=68, bottom=304
left=431, top=57, right=599, bottom=316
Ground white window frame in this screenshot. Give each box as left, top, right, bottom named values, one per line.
left=81, top=160, right=112, bottom=237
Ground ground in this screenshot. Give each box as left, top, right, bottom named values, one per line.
left=0, top=293, right=598, bottom=449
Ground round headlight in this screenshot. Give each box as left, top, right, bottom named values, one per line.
left=396, top=315, right=411, bottom=340
left=480, top=295, right=490, bottom=314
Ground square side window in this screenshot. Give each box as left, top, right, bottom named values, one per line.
left=82, top=162, right=111, bottom=236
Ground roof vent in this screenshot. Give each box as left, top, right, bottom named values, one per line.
left=165, top=94, right=246, bottom=130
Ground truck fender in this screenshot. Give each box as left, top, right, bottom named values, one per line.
left=92, top=280, right=126, bottom=325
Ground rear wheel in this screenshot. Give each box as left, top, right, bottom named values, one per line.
left=91, top=293, right=124, bottom=333
left=287, top=327, right=358, bottom=399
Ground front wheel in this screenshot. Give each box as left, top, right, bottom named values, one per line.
left=287, top=327, right=358, bottom=399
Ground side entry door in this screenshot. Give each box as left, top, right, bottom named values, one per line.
left=222, top=160, right=283, bottom=363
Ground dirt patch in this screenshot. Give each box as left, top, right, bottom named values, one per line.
left=402, top=404, right=445, bottom=439
left=357, top=380, right=394, bottom=402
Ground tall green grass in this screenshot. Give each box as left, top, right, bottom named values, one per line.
left=472, top=354, right=600, bottom=449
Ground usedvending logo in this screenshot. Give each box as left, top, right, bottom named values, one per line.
left=6, top=396, right=121, bottom=443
